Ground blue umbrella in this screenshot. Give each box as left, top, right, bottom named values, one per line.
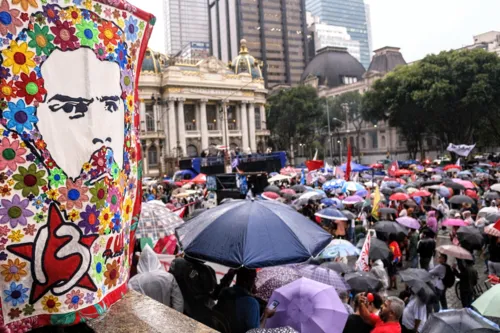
left=176, top=199, right=332, bottom=268
left=341, top=181, right=365, bottom=193
left=320, top=198, right=335, bottom=207
left=341, top=163, right=372, bottom=172
left=355, top=189, right=369, bottom=197
left=315, top=208, right=347, bottom=221
left=318, top=239, right=361, bottom=259
left=323, top=179, right=345, bottom=191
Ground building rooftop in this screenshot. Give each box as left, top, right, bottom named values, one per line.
left=367, top=46, right=406, bottom=75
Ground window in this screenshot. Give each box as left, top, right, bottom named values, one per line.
left=255, top=108, right=261, bottom=130
left=370, top=132, right=378, bottom=149
left=361, top=137, right=366, bottom=149
left=185, top=104, right=196, bottom=131
left=227, top=106, right=237, bottom=129
left=146, top=104, right=155, bottom=132
left=187, top=145, right=198, bottom=157
left=148, top=145, right=158, bottom=167
left=207, top=105, right=218, bottom=130
left=342, top=76, right=358, bottom=85
left=381, top=136, right=386, bottom=148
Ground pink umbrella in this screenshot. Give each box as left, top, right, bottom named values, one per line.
left=437, top=245, right=473, bottom=260
left=262, top=192, right=281, bottom=201
left=266, top=278, right=349, bottom=333
left=442, top=219, right=468, bottom=227
left=396, top=216, right=420, bottom=229
left=280, top=189, right=297, bottom=196
left=342, top=195, right=364, bottom=204
left=452, top=179, right=475, bottom=189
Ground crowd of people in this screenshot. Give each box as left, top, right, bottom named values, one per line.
left=129, top=160, right=500, bottom=333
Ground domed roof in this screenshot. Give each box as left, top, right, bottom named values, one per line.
left=141, top=49, right=167, bottom=74
left=301, top=47, right=366, bottom=88
left=231, top=39, right=263, bottom=79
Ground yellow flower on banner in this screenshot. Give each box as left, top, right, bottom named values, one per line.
left=1, top=258, right=27, bottom=282
left=12, top=0, right=38, bottom=11
left=83, top=0, right=92, bottom=10
left=8, top=230, right=23, bottom=242
left=68, top=209, right=79, bottom=222
left=41, top=295, right=61, bottom=313
left=2, top=41, right=36, bottom=75
left=46, top=188, right=58, bottom=200
left=67, top=6, right=82, bottom=25
left=82, top=162, right=92, bottom=172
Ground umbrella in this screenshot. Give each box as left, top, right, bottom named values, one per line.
left=396, top=216, right=421, bottom=230
left=137, top=202, right=185, bottom=245
left=485, top=224, right=500, bottom=237
left=437, top=245, right=473, bottom=260
left=444, top=164, right=462, bottom=171
left=280, top=189, right=297, bottom=196
left=457, top=226, right=484, bottom=250
left=248, top=328, right=299, bottom=333
left=395, top=169, right=413, bottom=177
left=317, top=239, right=360, bottom=259
left=343, top=195, right=364, bottom=205
left=379, top=207, right=397, bottom=215
left=294, top=265, right=351, bottom=292
left=421, top=308, right=500, bottom=333
left=191, top=173, right=207, bottom=184
left=472, top=284, right=500, bottom=318
left=449, top=195, right=475, bottom=205
left=266, top=278, right=349, bottom=333
left=442, top=219, right=468, bottom=227
left=381, top=187, right=394, bottom=195
left=323, top=179, right=345, bottom=191
left=370, top=163, right=384, bottom=169
left=399, top=268, right=432, bottom=283
left=406, top=280, right=437, bottom=303
left=491, top=183, right=500, bottom=192
left=411, top=190, right=431, bottom=197
left=454, top=180, right=475, bottom=189
left=300, top=191, right=325, bottom=201
left=341, top=210, right=356, bottom=220
left=479, top=207, right=499, bottom=216
left=393, top=188, right=406, bottom=193
left=255, top=266, right=301, bottom=301
left=342, top=181, right=365, bottom=193
left=269, top=174, right=292, bottom=183
left=176, top=199, right=332, bottom=268
left=486, top=213, right=500, bottom=224
left=265, top=185, right=281, bottom=194
left=445, top=182, right=466, bottom=192
left=389, top=193, right=410, bottom=201
left=356, top=237, right=391, bottom=261
left=485, top=192, right=500, bottom=200
left=292, top=185, right=307, bottom=193
left=374, top=221, right=409, bottom=236
left=384, top=181, right=402, bottom=189
left=320, top=262, right=353, bottom=274
left=262, top=192, right=282, bottom=201
left=315, top=208, right=347, bottom=221
left=344, top=271, right=383, bottom=293
left=404, top=199, right=417, bottom=208
left=355, top=189, right=369, bottom=197
left=320, top=198, right=335, bottom=207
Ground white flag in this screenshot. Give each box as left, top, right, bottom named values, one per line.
left=456, top=158, right=461, bottom=167
left=447, top=143, right=476, bottom=157
left=355, top=232, right=371, bottom=272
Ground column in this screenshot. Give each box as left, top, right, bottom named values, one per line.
left=236, top=105, right=241, bottom=130
left=240, top=101, right=249, bottom=151
left=222, top=103, right=230, bottom=148
left=153, top=103, right=159, bottom=132
left=195, top=103, right=201, bottom=131
left=248, top=103, right=257, bottom=152
left=177, top=98, right=186, bottom=157
left=167, top=98, right=177, bottom=157
left=139, top=101, right=146, bottom=132
left=200, top=99, right=209, bottom=150
left=260, top=104, right=266, bottom=130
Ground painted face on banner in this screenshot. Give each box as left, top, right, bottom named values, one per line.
left=0, top=0, right=154, bottom=331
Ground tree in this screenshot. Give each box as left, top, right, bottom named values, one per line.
left=362, top=48, right=500, bottom=159
left=267, top=86, right=325, bottom=163
left=328, top=91, right=364, bottom=160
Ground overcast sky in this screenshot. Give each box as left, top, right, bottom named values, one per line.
left=130, top=0, right=500, bottom=63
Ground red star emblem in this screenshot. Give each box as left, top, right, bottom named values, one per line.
left=7, top=204, right=98, bottom=304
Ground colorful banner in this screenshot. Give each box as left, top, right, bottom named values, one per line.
left=355, top=232, right=371, bottom=272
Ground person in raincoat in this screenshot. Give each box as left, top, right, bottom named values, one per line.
left=129, top=245, right=184, bottom=312
left=370, top=259, right=389, bottom=296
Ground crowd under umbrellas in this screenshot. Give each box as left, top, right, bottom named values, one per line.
left=132, top=159, right=500, bottom=333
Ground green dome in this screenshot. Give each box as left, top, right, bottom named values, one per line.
left=231, top=39, right=263, bottom=79
left=141, top=49, right=167, bottom=74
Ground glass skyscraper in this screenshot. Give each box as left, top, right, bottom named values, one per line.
left=306, top=0, right=372, bottom=68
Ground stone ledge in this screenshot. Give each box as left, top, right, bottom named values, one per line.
left=88, top=291, right=217, bottom=333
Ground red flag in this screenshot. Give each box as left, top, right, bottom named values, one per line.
left=345, top=143, right=352, bottom=181
left=388, top=160, right=399, bottom=177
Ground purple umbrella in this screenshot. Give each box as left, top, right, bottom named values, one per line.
left=342, top=195, right=364, bottom=205
left=396, top=216, right=420, bottom=230
left=294, top=264, right=350, bottom=292
left=255, top=266, right=301, bottom=301
left=266, top=278, right=349, bottom=333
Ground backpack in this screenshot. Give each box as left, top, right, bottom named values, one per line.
left=443, top=264, right=455, bottom=289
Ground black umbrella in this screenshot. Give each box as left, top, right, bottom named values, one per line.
left=374, top=221, right=409, bottom=238
left=421, top=308, right=500, bottom=333
left=405, top=182, right=422, bottom=189
left=345, top=271, right=382, bottom=293
left=406, top=280, right=437, bottom=303
left=399, top=268, right=432, bottom=283
left=264, top=185, right=281, bottom=194
left=320, top=262, right=353, bottom=274
left=393, top=188, right=406, bottom=193
left=404, top=199, right=417, bottom=208
left=185, top=208, right=208, bottom=221
left=485, top=192, right=500, bottom=201
left=291, top=185, right=306, bottom=193
left=421, top=180, right=443, bottom=186
left=356, top=237, right=391, bottom=261
left=379, top=208, right=397, bottom=215
left=449, top=195, right=475, bottom=205
left=381, top=187, right=394, bottom=195
left=457, top=226, right=484, bottom=250
left=445, top=182, right=466, bottom=191
left=341, top=210, right=356, bottom=220
left=486, top=213, right=500, bottom=224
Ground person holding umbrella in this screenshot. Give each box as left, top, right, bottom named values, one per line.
left=417, top=230, right=436, bottom=270
left=428, top=253, right=449, bottom=312
left=452, top=259, right=478, bottom=308
left=401, top=290, right=428, bottom=333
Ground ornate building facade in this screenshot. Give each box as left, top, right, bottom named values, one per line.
left=138, top=40, right=270, bottom=176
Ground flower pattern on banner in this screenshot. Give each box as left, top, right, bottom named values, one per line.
left=0, top=0, right=153, bottom=331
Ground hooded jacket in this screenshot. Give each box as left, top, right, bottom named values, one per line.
left=370, top=259, right=389, bottom=290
